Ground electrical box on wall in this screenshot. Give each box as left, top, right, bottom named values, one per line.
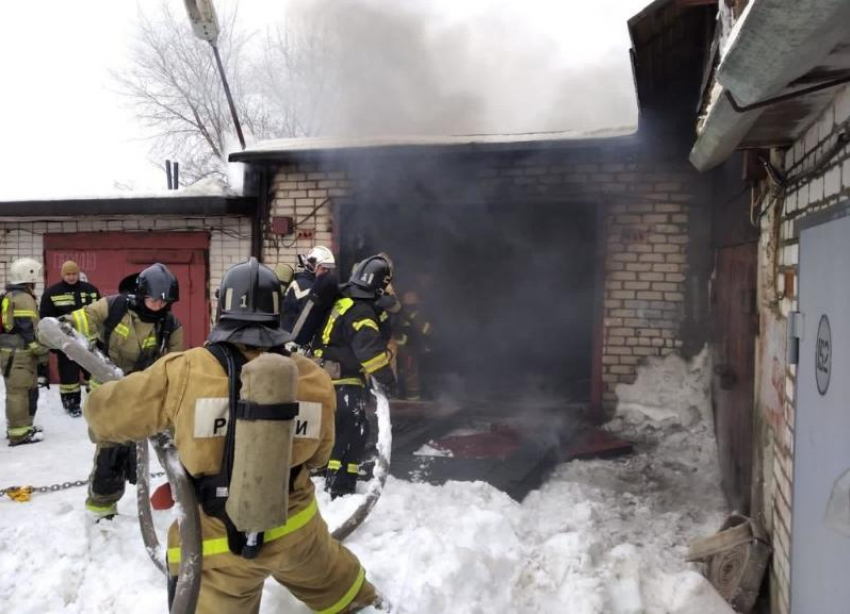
left=271, top=216, right=294, bottom=235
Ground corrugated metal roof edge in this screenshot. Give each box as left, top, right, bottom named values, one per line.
left=0, top=195, right=256, bottom=218
left=690, top=0, right=850, bottom=171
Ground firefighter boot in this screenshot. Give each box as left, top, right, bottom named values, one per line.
left=8, top=427, right=44, bottom=447
left=61, top=394, right=82, bottom=418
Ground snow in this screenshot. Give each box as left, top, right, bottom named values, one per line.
left=0, top=349, right=733, bottom=614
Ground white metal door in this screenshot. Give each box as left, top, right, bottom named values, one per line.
left=791, top=213, right=850, bottom=613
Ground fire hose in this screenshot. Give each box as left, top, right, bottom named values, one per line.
left=37, top=317, right=201, bottom=614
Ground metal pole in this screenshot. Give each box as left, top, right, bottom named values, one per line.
left=210, top=43, right=246, bottom=150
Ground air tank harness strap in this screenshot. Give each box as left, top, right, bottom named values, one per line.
left=236, top=400, right=299, bottom=421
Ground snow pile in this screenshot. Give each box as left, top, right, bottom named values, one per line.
left=613, top=346, right=713, bottom=431
left=0, top=348, right=731, bottom=614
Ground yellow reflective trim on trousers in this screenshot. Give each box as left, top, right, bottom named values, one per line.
left=12, top=310, right=37, bottom=318
left=352, top=318, right=378, bottom=332
left=72, top=310, right=90, bottom=339
left=332, top=378, right=364, bottom=387
left=60, top=383, right=81, bottom=393
left=361, top=352, right=389, bottom=374
left=346, top=463, right=359, bottom=475
left=89, top=380, right=102, bottom=390
left=166, top=498, right=319, bottom=565
left=86, top=502, right=117, bottom=514
left=317, top=566, right=366, bottom=614
left=7, top=426, right=34, bottom=437
left=328, top=459, right=342, bottom=471
left=114, top=323, right=130, bottom=338
left=422, top=322, right=432, bottom=335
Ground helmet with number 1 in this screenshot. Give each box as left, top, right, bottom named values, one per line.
left=348, top=254, right=393, bottom=299
left=299, top=246, right=336, bottom=273
left=136, top=263, right=179, bottom=303
left=209, top=257, right=290, bottom=347
left=9, top=258, right=42, bottom=285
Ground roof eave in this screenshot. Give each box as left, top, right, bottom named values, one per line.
left=690, top=0, right=850, bottom=171
left=228, top=133, right=640, bottom=164
left=0, top=196, right=256, bottom=218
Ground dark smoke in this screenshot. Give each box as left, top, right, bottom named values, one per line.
left=284, top=0, right=639, bottom=137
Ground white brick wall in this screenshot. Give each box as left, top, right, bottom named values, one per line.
left=766, top=83, right=850, bottom=614
left=263, top=164, right=349, bottom=266
left=0, top=215, right=251, bottom=327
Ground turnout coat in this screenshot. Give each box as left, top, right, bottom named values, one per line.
left=84, top=347, right=375, bottom=614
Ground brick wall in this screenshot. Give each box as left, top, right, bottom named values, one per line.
left=758, top=83, right=850, bottom=614
left=263, top=165, right=346, bottom=266
left=264, top=145, right=707, bottom=410
left=0, top=215, right=251, bottom=325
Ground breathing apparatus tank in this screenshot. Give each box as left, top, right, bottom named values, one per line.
left=226, top=347, right=300, bottom=533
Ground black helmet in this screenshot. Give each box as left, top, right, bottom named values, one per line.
left=136, top=264, right=179, bottom=303
left=348, top=255, right=393, bottom=299
left=209, top=258, right=290, bottom=347
left=217, top=257, right=281, bottom=324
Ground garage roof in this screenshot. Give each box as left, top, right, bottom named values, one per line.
left=0, top=195, right=256, bottom=218
left=228, top=128, right=637, bottom=163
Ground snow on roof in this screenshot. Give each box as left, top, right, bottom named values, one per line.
left=229, top=126, right=638, bottom=162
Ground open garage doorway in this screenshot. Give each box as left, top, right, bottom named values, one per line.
left=337, top=200, right=602, bottom=408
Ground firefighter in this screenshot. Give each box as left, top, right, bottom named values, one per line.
left=394, top=290, right=433, bottom=401
left=66, top=263, right=183, bottom=519
left=39, top=260, right=101, bottom=416
left=314, top=254, right=397, bottom=499
left=83, top=258, right=380, bottom=614
left=1, top=258, right=50, bottom=446
left=281, top=245, right=336, bottom=333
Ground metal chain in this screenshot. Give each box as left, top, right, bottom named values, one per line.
left=1, top=471, right=167, bottom=499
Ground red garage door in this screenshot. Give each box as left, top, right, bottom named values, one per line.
left=43, top=232, right=210, bottom=350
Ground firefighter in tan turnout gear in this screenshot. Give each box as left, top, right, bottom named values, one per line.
left=84, top=258, right=380, bottom=614
left=66, top=263, right=184, bottom=518
left=1, top=258, right=50, bottom=446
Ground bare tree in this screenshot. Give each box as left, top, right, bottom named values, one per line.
left=116, top=2, right=274, bottom=185
left=253, top=13, right=341, bottom=139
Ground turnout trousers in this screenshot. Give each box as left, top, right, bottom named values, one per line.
left=168, top=502, right=377, bottom=614
left=1, top=347, right=39, bottom=443
left=57, top=351, right=87, bottom=410
left=85, top=441, right=136, bottom=515
left=325, top=384, right=369, bottom=498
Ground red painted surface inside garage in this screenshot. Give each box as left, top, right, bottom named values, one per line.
left=43, top=232, right=210, bottom=351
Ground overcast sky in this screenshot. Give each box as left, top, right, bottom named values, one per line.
left=0, top=0, right=649, bottom=200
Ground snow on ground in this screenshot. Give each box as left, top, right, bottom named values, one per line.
left=0, top=349, right=733, bottom=614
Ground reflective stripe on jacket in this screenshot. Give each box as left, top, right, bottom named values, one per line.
left=315, top=297, right=394, bottom=387
left=67, top=296, right=183, bottom=374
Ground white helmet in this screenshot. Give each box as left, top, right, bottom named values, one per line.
left=9, top=257, right=42, bottom=285
left=300, top=246, right=336, bottom=273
